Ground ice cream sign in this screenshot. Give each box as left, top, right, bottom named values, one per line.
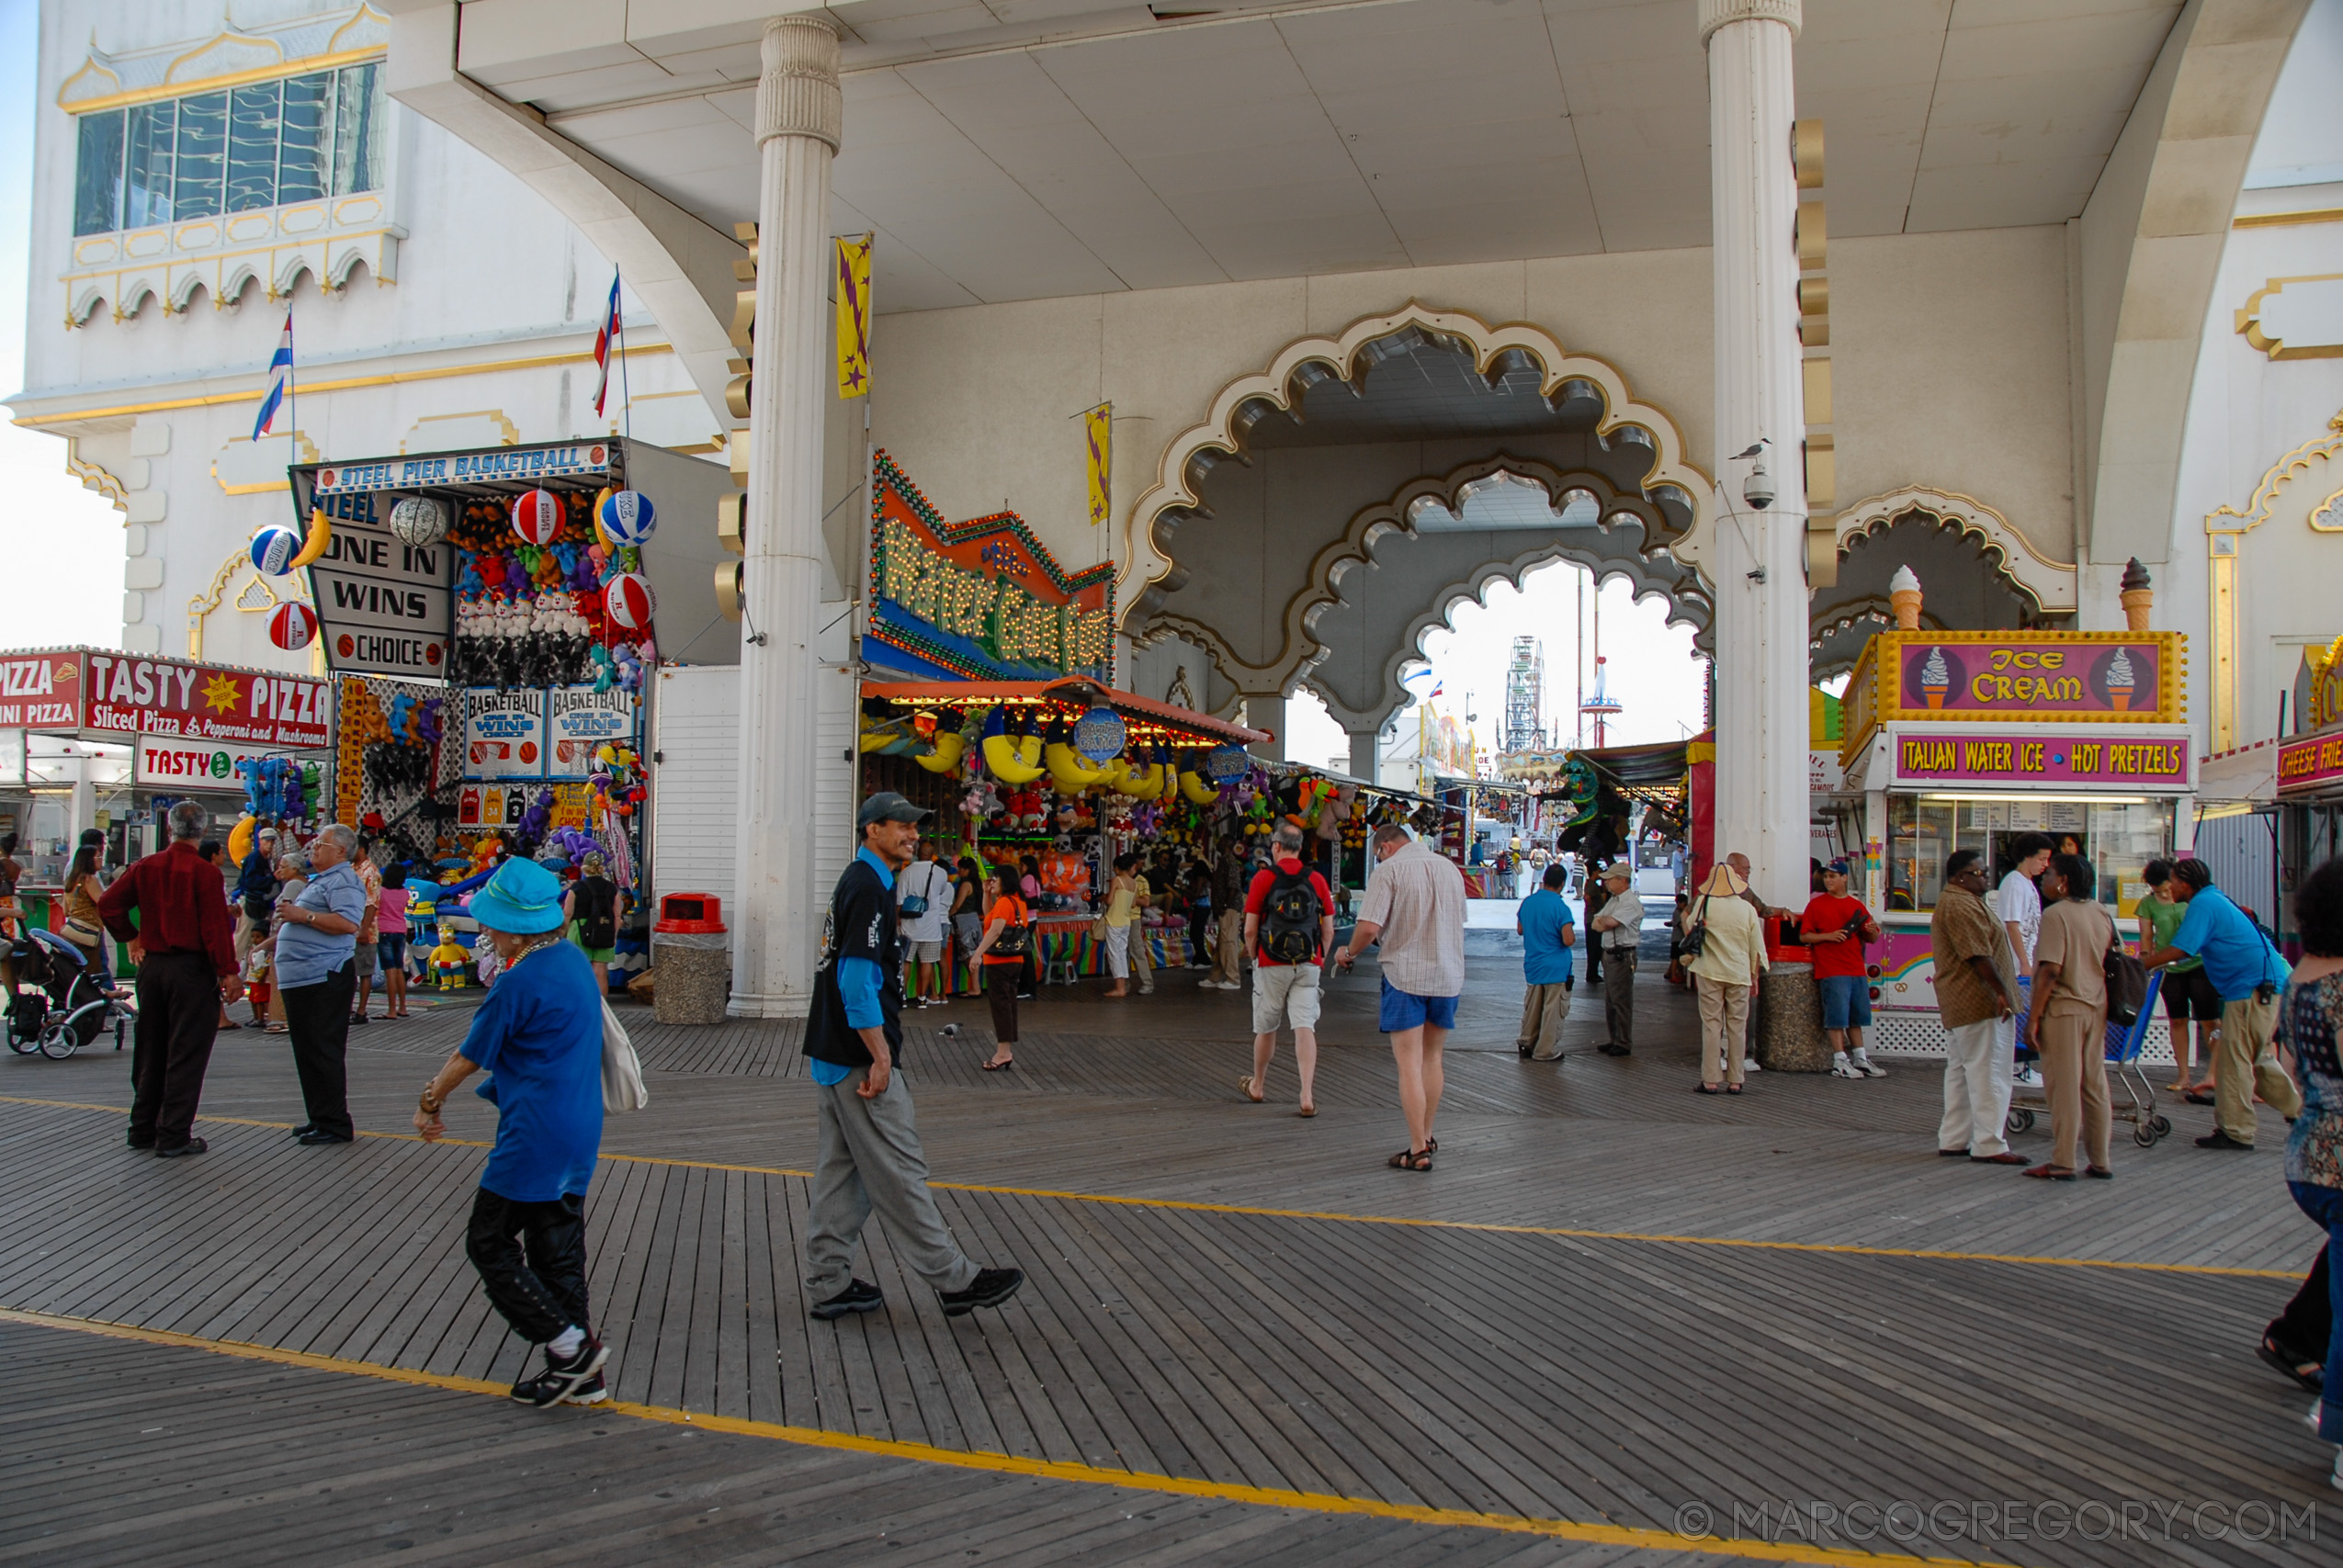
left=1872, top=633, right=2183, bottom=724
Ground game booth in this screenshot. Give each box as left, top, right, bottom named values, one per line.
left=1837, top=600, right=2195, bottom=1062
left=2275, top=635, right=2343, bottom=927
left=854, top=454, right=1284, bottom=985
left=270, top=436, right=738, bottom=991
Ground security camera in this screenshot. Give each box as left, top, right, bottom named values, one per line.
left=1742, top=460, right=1775, bottom=511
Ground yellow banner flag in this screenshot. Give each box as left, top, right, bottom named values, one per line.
left=834, top=233, right=873, bottom=399
left=1084, top=402, right=1111, bottom=525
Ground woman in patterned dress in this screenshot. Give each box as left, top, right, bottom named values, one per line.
left=2281, top=855, right=2343, bottom=1490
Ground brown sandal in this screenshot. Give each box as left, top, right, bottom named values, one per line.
left=1387, top=1147, right=1432, bottom=1171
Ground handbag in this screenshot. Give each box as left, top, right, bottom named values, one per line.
left=1675, top=895, right=1711, bottom=960
left=62, top=915, right=104, bottom=947
left=601, top=998, right=650, bottom=1113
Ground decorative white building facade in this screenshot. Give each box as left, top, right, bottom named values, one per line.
left=9, top=1, right=725, bottom=674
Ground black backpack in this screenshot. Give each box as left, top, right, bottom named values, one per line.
left=2103, top=915, right=2149, bottom=1029
left=1259, top=864, right=1322, bottom=964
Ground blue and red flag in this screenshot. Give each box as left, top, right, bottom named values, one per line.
left=252, top=314, right=293, bottom=439
left=593, top=273, right=621, bottom=417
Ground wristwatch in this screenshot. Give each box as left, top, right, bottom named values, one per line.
left=419, top=1086, right=442, bottom=1115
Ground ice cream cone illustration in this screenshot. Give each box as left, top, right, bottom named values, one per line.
left=1888, top=565, right=1923, bottom=630
left=1919, top=645, right=1951, bottom=709
left=2105, top=648, right=2135, bottom=712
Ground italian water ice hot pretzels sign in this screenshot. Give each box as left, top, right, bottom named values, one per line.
left=866, top=451, right=1115, bottom=683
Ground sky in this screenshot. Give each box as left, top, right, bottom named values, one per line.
left=0, top=0, right=125, bottom=647
left=1285, top=558, right=1709, bottom=771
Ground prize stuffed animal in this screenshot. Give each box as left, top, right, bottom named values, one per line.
left=429, top=927, right=472, bottom=990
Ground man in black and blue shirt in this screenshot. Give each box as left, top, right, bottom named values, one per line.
left=801, top=792, right=1024, bottom=1322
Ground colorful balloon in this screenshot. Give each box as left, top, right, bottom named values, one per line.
left=250, top=526, right=300, bottom=576
left=603, top=571, right=656, bottom=631
left=595, top=489, right=656, bottom=545
left=267, top=600, right=318, bottom=650
left=510, top=488, right=563, bottom=546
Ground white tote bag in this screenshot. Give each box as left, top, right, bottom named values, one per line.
left=601, top=998, right=650, bottom=1113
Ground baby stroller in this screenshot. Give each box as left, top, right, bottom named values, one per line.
left=6, top=927, right=132, bottom=1060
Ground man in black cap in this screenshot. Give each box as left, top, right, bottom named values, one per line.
left=799, top=791, right=1024, bottom=1322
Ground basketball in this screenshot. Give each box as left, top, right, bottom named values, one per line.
left=250, top=526, right=300, bottom=576
left=596, top=489, right=657, bottom=546
left=510, top=488, right=563, bottom=545
left=267, top=601, right=318, bottom=650
left=389, top=496, right=448, bottom=547
left=604, top=571, right=656, bottom=631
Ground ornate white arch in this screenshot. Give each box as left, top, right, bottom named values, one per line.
left=1829, top=484, right=2075, bottom=613
left=1142, top=454, right=1709, bottom=728
left=1118, top=302, right=1713, bottom=626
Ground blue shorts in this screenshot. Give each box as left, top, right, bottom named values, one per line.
left=1379, top=977, right=1459, bottom=1032
left=1818, top=974, right=1873, bottom=1029
left=377, top=933, right=406, bottom=969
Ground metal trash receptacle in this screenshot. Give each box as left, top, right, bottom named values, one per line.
left=651, top=893, right=730, bottom=1025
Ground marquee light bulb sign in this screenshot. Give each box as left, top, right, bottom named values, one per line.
left=866, top=451, right=1114, bottom=683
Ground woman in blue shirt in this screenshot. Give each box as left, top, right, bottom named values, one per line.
left=414, top=857, right=609, bottom=1407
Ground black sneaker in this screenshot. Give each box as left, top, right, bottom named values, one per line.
left=154, top=1138, right=208, bottom=1158
left=810, top=1279, right=884, bottom=1320
left=511, top=1334, right=607, bottom=1407
left=938, top=1266, right=1024, bottom=1317
left=289, top=1123, right=315, bottom=1138
left=126, top=1133, right=154, bottom=1150
left=2196, top=1129, right=2255, bottom=1150
left=559, top=1371, right=611, bottom=1405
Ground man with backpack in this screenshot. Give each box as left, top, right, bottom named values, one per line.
left=2141, top=857, right=2301, bottom=1150
left=1239, top=823, right=1336, bottom=1115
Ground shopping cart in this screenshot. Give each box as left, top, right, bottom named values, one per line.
left=2006, top=967, right=2172, bottom=1147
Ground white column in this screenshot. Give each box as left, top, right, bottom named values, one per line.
left=1703, top=0, right=1811, bottom=912
left=1246, top=695, right=1286, bottom=762
left=730, top=17, right=842, bottom=1019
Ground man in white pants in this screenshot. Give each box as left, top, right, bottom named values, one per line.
left=1931, top=849, right=2026, bottom=1164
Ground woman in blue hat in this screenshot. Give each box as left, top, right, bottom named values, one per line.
left=414, top=856, right=611, bottom=1407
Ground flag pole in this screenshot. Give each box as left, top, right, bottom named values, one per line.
left=617, top=274, right=631, bottom=444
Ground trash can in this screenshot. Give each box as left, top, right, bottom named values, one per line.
left=651, top=893, right=730, bottom=1025
left=1755, top=958, right=1829, bottom=1071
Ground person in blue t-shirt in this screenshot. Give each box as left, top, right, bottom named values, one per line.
left=414, top=857, right=612, bottom=1407
left=1515, top=863, right=1579, bottom=1062
left=2144, top=858, right=2303, bottom=1150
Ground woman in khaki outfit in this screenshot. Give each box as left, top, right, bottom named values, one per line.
left=2023, top=853, right=2117, bottom=1181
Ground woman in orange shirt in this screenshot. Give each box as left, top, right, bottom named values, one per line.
left=968, top=870, right=1031, bottom=1072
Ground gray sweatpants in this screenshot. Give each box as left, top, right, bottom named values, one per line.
left=805, top=1066, right=979, bottom=1299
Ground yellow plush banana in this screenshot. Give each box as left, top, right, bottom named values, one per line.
left=982, top=731, right=1047, bottom=784
left=1046, top=741, right=1111, bottom=791
left=228, top=815, right=256, bottom=866
left=912, top=731, right=965, bottom=773
left=289, top=508, right=333, bottom=569
left=1179, top=768, right=1217, bottom=805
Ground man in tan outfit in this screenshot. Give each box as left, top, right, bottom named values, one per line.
left=2022, top=853, right=2116, bottom=1180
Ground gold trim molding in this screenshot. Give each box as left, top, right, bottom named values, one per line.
left=60, top=6, right=389, bottom=115
left=2235, top=274, right=2343, bottom=360
left=65, top=439, right=130, bottom=514
left=13, top=341, right=675, bottom=431
left=2233, top=207, right=2343, bottom=231
left=1828, top=485, right=2076, bottom=613
left=187, top=547, right=311, bottom=660
left=2204, top=411, right=2343, bottom=750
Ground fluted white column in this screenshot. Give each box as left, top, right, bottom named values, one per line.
left=730, top=16, right=841, bottom=1018
left=1703, top=0, right=1811, bottom=911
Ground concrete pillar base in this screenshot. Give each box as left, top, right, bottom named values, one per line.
left=1755, top=960, right=1829, bottom=1070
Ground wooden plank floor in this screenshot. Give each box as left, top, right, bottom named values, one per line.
left=2, top=952, right=2335, bottom=1566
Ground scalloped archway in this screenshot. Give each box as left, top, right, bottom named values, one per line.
left=1118, top=302, right=1715, bottom=630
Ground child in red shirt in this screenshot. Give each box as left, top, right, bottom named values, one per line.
left=1799, top=858, right=1885, bottom=1078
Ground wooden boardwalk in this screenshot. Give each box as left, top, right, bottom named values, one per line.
left=1, top=953, right=2334, bottom=1565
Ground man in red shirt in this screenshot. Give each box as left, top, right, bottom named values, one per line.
left=1798, top=857, right=1885, bottom=1078
left=96, top=800, right=242, bottom=1156
left=1239, top=824, right=1336, bottom=1116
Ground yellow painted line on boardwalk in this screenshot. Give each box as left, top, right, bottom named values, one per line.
left=0, top=1094, right=2295, bottom=1280
left=0, top=1305, right=2013, bottom=1568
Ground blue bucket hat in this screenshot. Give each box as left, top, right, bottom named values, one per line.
left=467, top=857, right=568, bottom=935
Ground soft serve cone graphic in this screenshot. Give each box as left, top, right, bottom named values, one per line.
left=1919, top=645, right=1952, bottom=710
left=2105, top=647, right=2135, bottom=712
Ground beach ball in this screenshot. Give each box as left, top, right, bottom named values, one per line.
left=510, top=488, right=563, bottom=546
left=389, top=496, right=448, bottom=547
left=250, top=526, right=300, bottom=576
left=603, top=572, right=656, bottom=632
left=596, top=489, right=657, bottom=546
left=267, top=601, right=318, bottom=650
